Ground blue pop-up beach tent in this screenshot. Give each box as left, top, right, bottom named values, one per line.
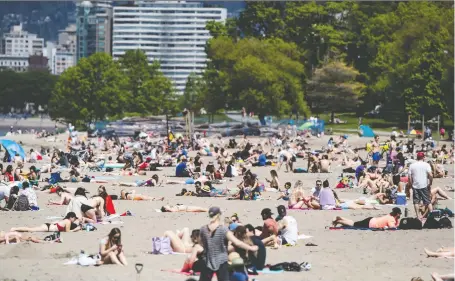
left=359, top=125, right=375, bottom=137
left=0, top=139, right=26, bottom=160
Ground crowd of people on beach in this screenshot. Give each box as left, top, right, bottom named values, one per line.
left=0, top=123, right=453, bottom=281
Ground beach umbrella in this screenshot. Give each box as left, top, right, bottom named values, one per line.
left=0, top=139, right=26, bottom=160
left=298, top=122, right=313, bottom=131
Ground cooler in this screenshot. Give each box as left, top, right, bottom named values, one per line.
left=396, top=193, right=407, bottom=205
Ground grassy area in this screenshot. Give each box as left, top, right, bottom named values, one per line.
left=319, top=113, right=399, bottom=131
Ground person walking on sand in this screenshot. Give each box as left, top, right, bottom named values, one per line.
left=199, top=207, right=258, bottom=281
left=408, top=152, right=433, bottom=219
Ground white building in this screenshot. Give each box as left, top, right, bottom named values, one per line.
left=54, top=50, right=76, bottom=75
left=112, top=1, right=227, bottom=94
left=0, top=55, right=29, bottom=72
left=2, top=24, right=44, bottom=56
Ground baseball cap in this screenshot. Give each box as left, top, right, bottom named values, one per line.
left=277, top=205, right=286, bottom=214
left=416, top=152, right=425, bottom=160
left=261, top=208, right=273, bottom=216
left=208, top=206, right=221, bottom=218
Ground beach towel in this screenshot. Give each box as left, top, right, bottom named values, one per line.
left=288, top=207, right=342, bottom=211
left=329, top=226, right=399, bottom=231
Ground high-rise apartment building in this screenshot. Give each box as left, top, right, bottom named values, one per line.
left=76, top=0, right=113, bottom=61
left=112, top=1, right=226, bottom=94
left=2, top=24, right=44, bottom=56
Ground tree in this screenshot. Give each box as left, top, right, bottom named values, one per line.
left=179, top=72, right=204, bottom=112
left=118, top=49, right=176, bottom=116
left=203, top=36, right=310, bottom=117
left=49, top=53, right=128, bottom=126
left=368, top=2, right=454, bottom=119
left=307, top=61, right=365, bottom=123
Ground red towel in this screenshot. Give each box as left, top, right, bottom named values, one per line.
left=105, top=195, right=116, bottom=215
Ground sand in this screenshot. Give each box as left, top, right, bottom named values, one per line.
left=0, top=133, right=453, bottom=281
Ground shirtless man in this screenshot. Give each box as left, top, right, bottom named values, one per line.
left=320, top=155, right=331, bottom=173
left=372, top=135, right=381, bottom=165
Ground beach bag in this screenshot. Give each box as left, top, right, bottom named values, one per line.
left=423, top=216, right=453, bottom=229
left=398, top=218, right=422, bottom=230
left=293, top=168, right=307, bottom=173
left=13, top=194, right=30, bottom=211
left=151, top=237, right=173, bottom=255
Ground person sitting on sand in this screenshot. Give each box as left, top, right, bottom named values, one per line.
left=430, top=186, right=451, bottom=205
left=332, top=207, right=402, bottom=229
left=120, top=190, right=164, bottom=201
left=277, top=182, right=291, bottom=201
left=11, top=211, right=81, bottom=232
left=164, top=227, right=199, bottom=253
left=160, top=204, right=208, bottom=212
left=265, top=170, right=280, bottom=191
left=319, top=180, right=337, bottom=210
left=258, top=208, right=279, bottom=248
left=48, top=186, right=73, bottom=205
left=99, top=228, right=127, bottom=266
left=180, top=230, right=205, bottom=273
left=320, top=155, right=331, bottom=173
left=65, top=187, right=98, bottom=223
left=424, top=247, right=454, bottom=258
left=96, top=185, right=116, bottom=216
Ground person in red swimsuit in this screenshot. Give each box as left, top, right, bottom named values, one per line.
left=10, top=212, right=81, bottom=232
left=3, top=165, right=14, bottom=182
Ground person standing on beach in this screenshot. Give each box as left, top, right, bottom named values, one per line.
left=408, top=152, right=433, bottom=219
left=199, top=207, right=258, bottom=281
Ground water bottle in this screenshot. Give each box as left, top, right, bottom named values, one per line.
left=404, top=208, right=408, bottom=217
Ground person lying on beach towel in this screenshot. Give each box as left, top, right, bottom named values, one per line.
left=120, top=190, right=164, bottom=201
left=160, top=204, right=208, bottom=213
left=48, top=187, right=73, bottom=205
left=114, top=174, right=160, bottom=187
left=10, top=211, right=81, bottom=232
left=0, top=231, right=61, bottom=243
left=424, top=247, right=454, bottom=258
left=164, top=228, right=201, bottom=255
left=331, top=207, right=402, bottom=229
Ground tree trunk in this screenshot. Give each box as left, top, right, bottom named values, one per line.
left=330, top=111, right=335, bottom=124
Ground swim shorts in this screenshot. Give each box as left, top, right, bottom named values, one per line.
left=372, top=152, right=381, bottom=162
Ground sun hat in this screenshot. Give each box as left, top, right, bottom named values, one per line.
left=201, top=185, right=211, bottom=193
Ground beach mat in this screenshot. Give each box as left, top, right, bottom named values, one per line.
left=329, top=226, right=399, bottom=231
left=162, top=268, right=284, bottom=277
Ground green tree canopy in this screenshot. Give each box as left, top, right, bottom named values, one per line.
left=307, top=60, right=365, bottom=122
left=49, top=53, right=128, bottom=126
left=204, top=36, right=310, bottom=117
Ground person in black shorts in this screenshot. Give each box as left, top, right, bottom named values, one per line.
left=332, top=207, right=402, bottom=229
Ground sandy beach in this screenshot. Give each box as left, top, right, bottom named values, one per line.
left=0, top=133, right=453, bottom=281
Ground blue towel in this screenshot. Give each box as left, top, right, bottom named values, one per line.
left=257, top=268, right=285, bottom=274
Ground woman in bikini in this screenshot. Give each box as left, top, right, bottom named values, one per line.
left=120, top=190, right=164, bottom=201
left=88, top=195, right=105, bottom=220
left=424, top=247, right=454, bottom=258
left=10, top=212, right=81, bottom=232
left=181, top=229, right=205, bottom=273
left=265, top=170, right=280, bottom=192
left=99, top=228, right=127, bottom=266
left=0, top=231, right=60, bottom=244
left=164, top=227, right=199, bottom=253
left=48, top=187, right=74, bottom=205
left=66, top=188, right=98, bottom=223
left=115, top=174, right=160, bottom=187
left=160, top=204, right=208, bottom=212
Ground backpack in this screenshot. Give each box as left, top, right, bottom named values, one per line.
left=13, top=194, right=30, bottom=211
left=423, top=216, right=453, bottom=229
left=151, top=237, right=173, bottom=255
left=398, top=218, right=422, bottom=230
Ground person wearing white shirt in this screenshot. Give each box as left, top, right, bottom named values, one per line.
left=408, top=152, right=433, bottom=219
left=276, top=205, right=298, bottom=246
left=29, top=149, right=38, bottom=163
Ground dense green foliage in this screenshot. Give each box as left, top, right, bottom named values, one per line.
left=49, top=51, right=175, bottom=126
left=0, top=70, right=57, bottom=113
left=200, top=1, right=454, bottom=120
left=0, top=1, right=453, bottom=124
